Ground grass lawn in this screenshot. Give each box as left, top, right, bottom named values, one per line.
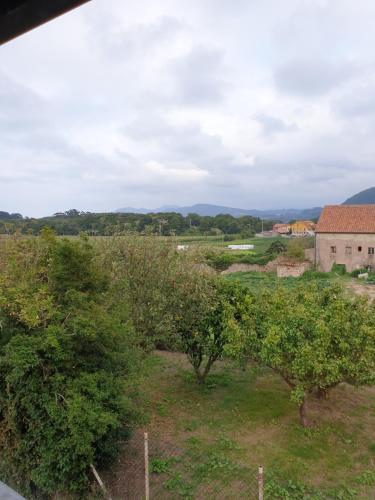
left=105, top=352, right=375, bottom=499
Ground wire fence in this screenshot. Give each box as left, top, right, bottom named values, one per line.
left=101, top=431, right=263, bottom=499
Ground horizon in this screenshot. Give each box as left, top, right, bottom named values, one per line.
left=2, top=1, right=375, bottom=216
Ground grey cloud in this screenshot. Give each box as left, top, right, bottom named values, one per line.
left=274, top=59, right=358, bottom=96
left=94, top=16, right=185, bottom=59
left=123, top=114, right=226, bottom=163
left=255, top=113, right=297, bottom=136
left=167, top=46, right=228, bottom=106
left=334, top=85, right=375, bottom=117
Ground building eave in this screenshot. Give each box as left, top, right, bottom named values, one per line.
left=0, top=0, right=91, bottom=45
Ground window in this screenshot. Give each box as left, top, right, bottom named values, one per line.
left=345, top=246, right=352, bottom=255
left=330, top=246, right=337, bottom=254
left=358, top=246, right=362, bottom=252
left=368, top=247, right=375, bottom=255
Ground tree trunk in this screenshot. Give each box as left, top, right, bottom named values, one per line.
left=316, top=387, right=329, bottom=399
left=299, top=399, right=309, bottom=427
left=194, top=356, right=217, bottom=384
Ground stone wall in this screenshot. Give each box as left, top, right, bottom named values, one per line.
left=276, top=262, right=311, bottom=278
left=316, top=233, right=375, bottom=272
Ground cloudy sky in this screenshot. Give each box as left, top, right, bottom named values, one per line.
left=1, top=0, right=375, bottom=216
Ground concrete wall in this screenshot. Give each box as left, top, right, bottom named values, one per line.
left=315, top=233, right=375, bottom=272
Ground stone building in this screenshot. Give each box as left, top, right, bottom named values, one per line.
left=315, top=205, right=375, bottom=272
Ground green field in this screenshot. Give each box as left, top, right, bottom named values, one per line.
left=106, top=352, right=375, bottom=499
left=224, top=270, right=350, bottom=292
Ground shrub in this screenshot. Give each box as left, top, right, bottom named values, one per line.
left=286, top=240, right=305, bottom=261
left=223, top=234, right=236, bottom=242
left=350, top=268, right=368, bottom=277
left=0, top=233, right=139, bottom=495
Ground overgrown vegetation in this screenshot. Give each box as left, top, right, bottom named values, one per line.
left=0, top=233, right=374, bottom=497
left=0, top=231, right=140, bottom=496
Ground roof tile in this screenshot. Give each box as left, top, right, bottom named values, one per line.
left=316, top=205, right=375, bottom=233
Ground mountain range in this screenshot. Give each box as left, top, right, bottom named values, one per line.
left=116, top=204, right=323, bottom=222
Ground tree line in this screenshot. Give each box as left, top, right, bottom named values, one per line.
left=0, top=209, right=274, bottom=236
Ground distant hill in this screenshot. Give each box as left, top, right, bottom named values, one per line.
left=343, top=187, right=375, bottom=205
left=116, top=204, right=322, bottom=222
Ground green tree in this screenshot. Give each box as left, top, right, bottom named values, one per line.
left=226, top=284, right=375, bottom=426
left=0, top=232, right=139, bottom=495
left=103, top=236, right=183, bottom=350
left=266, top=239, right=287, bottom=256
left=172, top=277, right=245, bottom=383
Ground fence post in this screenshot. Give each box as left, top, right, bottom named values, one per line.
left=258, top=465, right=264, bottom=500
left=90, top=464, right=112, bottom=500
left=144, top=432, right=150, bottom=500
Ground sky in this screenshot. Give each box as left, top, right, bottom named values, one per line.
left=1, top=0, right=375, bottom=217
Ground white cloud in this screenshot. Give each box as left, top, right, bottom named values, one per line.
left=1, top=0, right=375, bottom=215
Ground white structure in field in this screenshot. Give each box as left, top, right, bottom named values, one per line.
left=177, top=245, right=189, bottom=251
left=227, top=244, right=254, bottom=250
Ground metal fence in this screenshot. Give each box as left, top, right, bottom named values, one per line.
left=99, top=431, right=264, bottom=500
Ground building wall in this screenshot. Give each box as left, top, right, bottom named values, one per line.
left=315, top=233, right=375, bottom=272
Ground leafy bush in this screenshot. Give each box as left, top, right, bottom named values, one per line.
left=286, top=240, right=305, bottom=261
left=350, top=268, right=369, bottom=277
left=223, top=234, right=236, bottom=242
left=0, top=232, right=139, bottom=496
left=266, top=239, right=287, bottom=255
left=205, top=251, right=272, bottom=271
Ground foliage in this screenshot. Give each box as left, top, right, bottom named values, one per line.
left=101, top=236, right=189, bottom=350
left=266, top=239, right=287, bottom=255
left=225, top=283, right=375, bottom=426
left=171, top=276, right=246, bottom=383
left=0, top=210, right=274, bottom=237
left=205, top=250, right=271, bottom=271
left=286, top=239, right=306, bottom=261
left=0, top=232, right=139, bottom=495
left=350, top=267, right=368, bottom=277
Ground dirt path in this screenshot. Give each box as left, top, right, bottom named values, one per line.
left=346, top=279, right=375, bottom=299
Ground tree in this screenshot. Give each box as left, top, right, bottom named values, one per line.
left=102, top=236, right=183, bottom=350
left=266, top=239, right=287, bottom=256
left=172, top=277, right=245, bottom=384
left=0, top=232, right=139, bottom=495
left=226, top=284, right=375, bottom=427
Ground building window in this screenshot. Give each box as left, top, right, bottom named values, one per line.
left=330, top=246, right=337, bottom=254
left=358, top=246, right=362, bottom=252
left=345, top=246, right=352, bottom=255
left=368, top=247, right=375, bottom=255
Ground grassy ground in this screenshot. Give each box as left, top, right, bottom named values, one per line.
left=105, top=352, right=375, bottom=499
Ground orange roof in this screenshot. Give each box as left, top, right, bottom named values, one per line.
left=316, top=205, right=375, bottom=233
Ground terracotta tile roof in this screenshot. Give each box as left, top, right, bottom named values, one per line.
left=316, top=205, right=375, bottom=233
